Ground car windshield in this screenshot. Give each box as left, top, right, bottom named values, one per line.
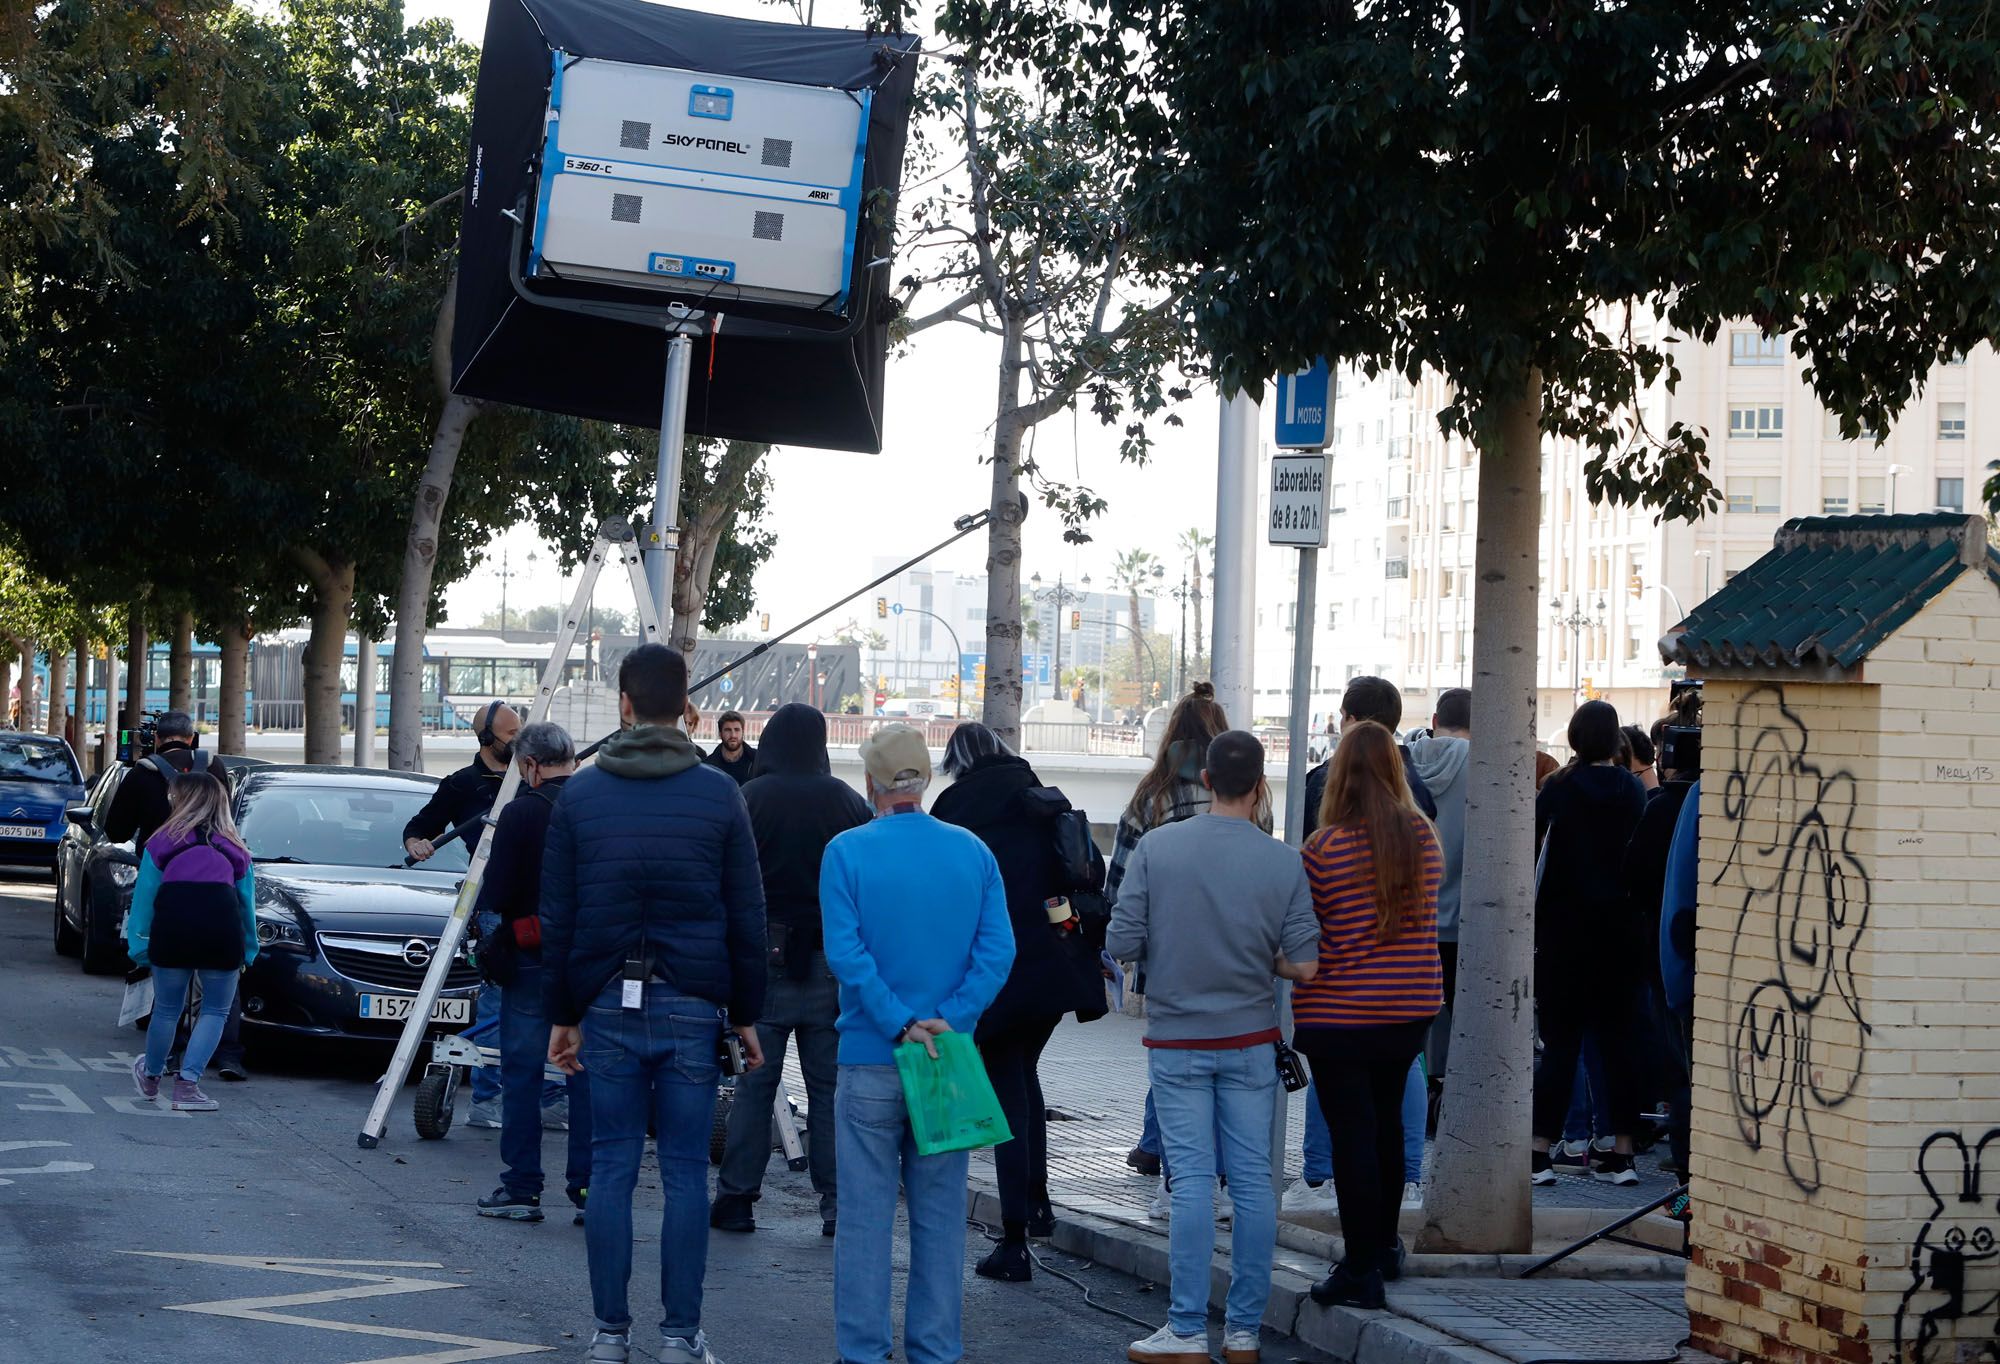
left=0, top=735, right=80, bottom=785
left=238, top=783, right=470, bottom=872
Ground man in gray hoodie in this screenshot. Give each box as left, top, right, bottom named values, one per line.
left=1406, top=687, right=1471, bottom=1088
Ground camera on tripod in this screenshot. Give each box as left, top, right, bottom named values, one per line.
left=117, top=710, right=163, bottom=765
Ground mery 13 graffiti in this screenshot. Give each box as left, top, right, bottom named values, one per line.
left=1896, top=1129, right=2000, bottom=1364
left=1717, top=684, right=1872, bottom=1196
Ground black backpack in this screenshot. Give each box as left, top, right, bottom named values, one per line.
left=1019, top=785, right=1110, bottom=949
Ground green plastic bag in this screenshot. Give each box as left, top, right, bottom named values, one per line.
left=894, top=1031, right=1014, bottom=1156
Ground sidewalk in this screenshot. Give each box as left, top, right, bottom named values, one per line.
left=957, top=1013, right=1698, bottom=1364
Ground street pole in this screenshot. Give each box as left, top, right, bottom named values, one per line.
left=354, top=635, right=376, bottom=767
left=1212, top=392, right=1260, bottom=727
left=1283, top=565, right=1319, bottom=844
left=648, top=330, right=694, bottom=632
left=1178, top=573, right=1188, bottom=700
left=1053, top=583, right=1064, bottom=700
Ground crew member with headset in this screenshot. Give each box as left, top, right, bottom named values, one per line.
left=105, top=711, right=253, bottom=1082
left=401, top=700, right=522, bottom=863
left=402, top=699, right=524, bottom=1127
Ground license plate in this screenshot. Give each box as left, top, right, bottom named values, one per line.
left=357, top=993, right=471, bottom=1024
left=0, top=824, right=46, bottom=840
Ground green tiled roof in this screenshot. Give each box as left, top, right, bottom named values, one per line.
left=1661, top=514, right=1992, bottom=673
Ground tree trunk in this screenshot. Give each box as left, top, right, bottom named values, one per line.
left=389, top=267, right=480, bottom=773
left=71, top=637, right=87, bottom=759
left=217, top=616, right=250, bottom=756
left=980, top=323, right=1029, bottom=745
left=168, top=609, right=194, bottom=717
left=354, top=634, right=377, bottom=767
left=0, top=647, right=12, bottom=731
left=45, top=646, right=68, bottom=739
left=668, top=439, right=768, bottom=657
left=124, top=606, right=147, bottom=743
left=99, top=642, right=118, bottom=774
left=293, top=547, right=356, bottom=766
left=1416, top=372, right=1543, bottom=1255
left=1191, top=549, right=1206, bottom=678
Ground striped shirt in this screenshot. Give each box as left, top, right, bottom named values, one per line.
left=1293, top=816, right=1444, bottom=1028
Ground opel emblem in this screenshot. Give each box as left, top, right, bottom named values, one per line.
left=401, top=938, right=433, bottom=968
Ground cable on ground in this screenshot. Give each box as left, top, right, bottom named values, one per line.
left=967, top=1218, right=1160, bottom=1332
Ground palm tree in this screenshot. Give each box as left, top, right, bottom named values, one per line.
left=1178, top=527, right=1213, bottom=678
left=1111, top=548, right=1159, bottom=697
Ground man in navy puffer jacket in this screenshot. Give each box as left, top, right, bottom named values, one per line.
left=542, top=644, right=767, bottom=1364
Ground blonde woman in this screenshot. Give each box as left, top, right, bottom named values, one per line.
left=126, top=772, right=257, bottom=1112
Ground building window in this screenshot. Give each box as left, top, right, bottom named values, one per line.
left=1729, top=331, right=1784, bottom=366
left=1821, top=477, right=1850, bottom=515
left=1331, top=483, right=1347, bottom=514
left=1327, top=603, right=1340, bottom=629
left=1729, top=405, right=1784, bottom=440
left=1857, top=477, right=1887, bottom=514
left=1441, top=502, right=1455, bottom=533
left=1440, top=569, right=1456, bottom=598
left=1939, top=402, right=1967, bottom=440
left=1726, top=476, right=1781, bottom=514
left=1938, top=477, right=1965, bottom=512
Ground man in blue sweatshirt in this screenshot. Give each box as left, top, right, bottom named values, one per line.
left=819, top=725, right=1013, bottom=1364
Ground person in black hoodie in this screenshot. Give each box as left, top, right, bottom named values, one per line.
left=1619, top=726, right=1700, bottom=1178
left=931, top=722, right=1105, bottom=1283
left=710, top=703, right=870, bottom=1238
left=1530, top=700, right=1650, bottom=1188
left=1301, top=676, right=1437, bottom=835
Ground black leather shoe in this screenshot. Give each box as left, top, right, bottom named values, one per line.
left=1380, top=1237, right=1407, bottom=1283
left=1309, top=1264, right=1386, bottom=1310
left=1125, top=1146, right=1162, bottom=1178
left=822, top=1220, right=836, bottom=1238
left=1027, top=1199, right=1056, bottom=1239
left=215, top=1060, right=249, bottom=1082
left=709, top=1193, right=756, bottom=1233
left=975, top=1240, right=1032, bottom=1283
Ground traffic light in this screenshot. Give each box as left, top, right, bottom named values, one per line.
left=1627, top=574, right=1643, bottom=599
left=759, top=613, right=771, bottom=632
left=1070, top=609, right=1082, bottom=630
left=875, top=597, right=888, bottom=619
left=1583, top=677, right=1601, bottom=700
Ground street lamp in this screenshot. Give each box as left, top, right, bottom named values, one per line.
left=1028, top=572, right=1090, bottom=707
left=806, top=642, right=819, bottom=711
left=1888, top=463, right=1913, bottom=515
left=1692, top=549, right=1713, bottom=602
left=1549, top=594, right=1606, bottom=708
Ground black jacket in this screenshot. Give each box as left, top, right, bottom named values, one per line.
left=105, top=743, right=213, bottom=846
left=471, top=776, right=569, bottom=930
left=703, top=743, right=759, bottom=787
left=402, top=756, right=507, bottom=846
left=739, top=706, right=870, bottom=977
left=1620, top=779, right=1694, bottom=990
left=1301, top=743, right=1437, bottom=836
left=930, top=752, right=1103, bottom=1036
left=1534, top=762, right=1649, bottom=978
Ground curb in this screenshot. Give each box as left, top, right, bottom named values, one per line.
left=967, top=1187, right=1685, bottom=1364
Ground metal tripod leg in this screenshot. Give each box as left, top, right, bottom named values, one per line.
left=774, top=1086, right=806, bottom=1171
left=1518, top=1182, right=1691, bottom=1277
left=358, top=518, right=661, bottom=1148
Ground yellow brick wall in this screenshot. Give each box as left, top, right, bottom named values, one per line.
left=1688, top=569, right=2000, bottom=1364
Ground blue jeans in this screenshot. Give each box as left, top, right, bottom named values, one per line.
left=1305, top=1056, right=1427, bottom=1184
left=834, top=1062, right=969, bottom=1364
left=1561, top=1036, right=1611, bottom=1143
left=1148, top=1045, right=1280, bottom=1337
left=580, top=982, right=722, bottom=1340
left=145, top=967, right=238, bottom=1082
left=466, top=914, right=503, bottom=1103
left=500, top=958, right=591, bottom=1201
left=1143, top=1086, right=1225, bottom=1184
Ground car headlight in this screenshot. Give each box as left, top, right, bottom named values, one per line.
left=109, top=863, right=138, bottom=888
left=255, top=908, right=308, bottom=949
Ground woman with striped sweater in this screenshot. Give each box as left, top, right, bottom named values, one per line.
left=1293, top=721, right=1443, bottom=1309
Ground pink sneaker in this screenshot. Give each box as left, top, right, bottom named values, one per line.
left=132, top=1057, right=159, bottom=1101
left=171, top=1078, right=218, bottom=1111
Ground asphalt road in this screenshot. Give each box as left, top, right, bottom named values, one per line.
left=0, top=870, right=1327, bottom=1364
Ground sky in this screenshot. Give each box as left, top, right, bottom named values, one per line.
left=413, top=0, right=1229, bottom=637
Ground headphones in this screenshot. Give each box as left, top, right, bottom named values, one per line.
left=477, top=701, right=508, bottom=749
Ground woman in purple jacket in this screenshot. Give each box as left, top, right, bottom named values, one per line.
left=125, top=772, right=257, bottom=1112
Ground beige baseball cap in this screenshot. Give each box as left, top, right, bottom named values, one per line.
left=859, top=725, right=932, bottom=789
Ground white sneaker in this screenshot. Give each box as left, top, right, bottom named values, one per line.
left=1400, top=1180, right=1424, bottom=1210
left=1222, top=1326, right=1262, bottom=1362
left=1147, top=1179, right=1171, bottom=1220
left=1281, top=1177, right=1337, bottom=1214
left=1127, top=1324, right=1210, bottom=1361
left=659, top=1329, right=720, bottom=1364
left=1214, top=1186, right=1234, bottom=1226
left=465, top=1100, right=501, bottom=1130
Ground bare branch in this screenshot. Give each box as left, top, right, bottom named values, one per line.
left=901, top=286, right=982, bottom=335
left=958, top=65, right=1009, bottom=318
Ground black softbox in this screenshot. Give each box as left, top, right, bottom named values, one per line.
left=452, top=0, right=919, bottom=452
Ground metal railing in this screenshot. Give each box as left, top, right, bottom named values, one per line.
left=1384, top=558, right=1410, bottom=580
left=1385, top=497, right=1409, bottom=519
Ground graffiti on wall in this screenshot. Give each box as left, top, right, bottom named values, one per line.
left=1895, top=1129, right=2000, bottom=1364
left=1717, top=684, right=1872, bottom=1196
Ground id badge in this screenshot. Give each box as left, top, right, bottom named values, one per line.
left=622, top=958, right=647, bottom=1009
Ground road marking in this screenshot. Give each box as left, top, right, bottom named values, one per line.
left=101, top=1094, right=188, bottom=1117
left=0, top=1140, right=93, bottom=1184
left=0, top=1046, right=86, bottom=1070
left=125, top=1254, right=551, bottom=1363
left=0, top=1080, right=90, bottom=1112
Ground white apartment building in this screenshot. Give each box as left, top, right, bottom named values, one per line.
left=1252, top=332, right=1992, bottom=746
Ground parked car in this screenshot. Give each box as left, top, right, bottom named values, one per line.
left=0, top=731, right=87, bottom=876
left=53, top=754, right=269, bottom=973
left=230, top=766, right=482, bottom=1046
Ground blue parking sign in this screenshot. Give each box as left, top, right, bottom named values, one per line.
left=1273, top=360, right=1332, bottom=450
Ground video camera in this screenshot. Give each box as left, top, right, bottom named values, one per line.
left=117, top=710, right=164, bottom=765
left=1660, top=725, right=1702, bottom=777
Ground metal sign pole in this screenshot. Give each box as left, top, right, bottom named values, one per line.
left=358, top=519, right=657, bottom=1147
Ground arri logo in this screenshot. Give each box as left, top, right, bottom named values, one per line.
left=661, top=133, right=748, bottom=155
